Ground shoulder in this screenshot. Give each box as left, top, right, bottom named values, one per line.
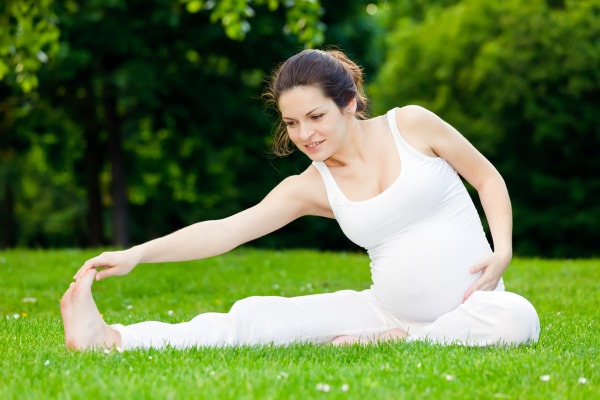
left=394, top=105, right=445, bottom=131
left=392, top=105, right=448, bottom=157
left=270, top=165, right=333, bottom=218
left=276, top=165, right=321, bottom=191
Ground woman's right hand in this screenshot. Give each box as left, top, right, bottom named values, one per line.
left=74, top=248, right=142, bottom=281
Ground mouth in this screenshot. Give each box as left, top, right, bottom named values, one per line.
left=306, top=140, right=324, bottom=149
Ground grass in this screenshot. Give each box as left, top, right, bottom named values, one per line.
left=0, top=248, right=598, bottom=399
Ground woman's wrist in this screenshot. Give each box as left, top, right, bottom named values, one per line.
left=126, top=244, right=146, bottom=265
left=494, top=247, right=513, bottom=264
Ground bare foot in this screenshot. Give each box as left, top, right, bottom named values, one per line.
left=60, top=269, right=122, bottom=350
left=331, top=328, right=407, bottom=346
left=331, top=335, right=370, bottom=346
left=379, top=328, right=408, bottom=341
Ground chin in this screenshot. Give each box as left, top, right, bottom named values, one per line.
left=305, top=153, right=328, bottom=162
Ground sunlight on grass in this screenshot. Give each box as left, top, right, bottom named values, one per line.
left=0, top=249, right=597, bottom=399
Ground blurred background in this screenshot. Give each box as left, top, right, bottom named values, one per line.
left=1, top=0, right=598, bottom=257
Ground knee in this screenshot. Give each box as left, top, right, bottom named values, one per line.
left=229, top=296, right=277, bottom=318
left=228, top=296, right=282, bottom=344
left=475, top=291, right=540, bottom=345
left=504, top=292, right=540, bottom=344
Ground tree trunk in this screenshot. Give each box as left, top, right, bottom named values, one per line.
left=82, top=80, right=104, bottom=247
left=1, top=181, right=17, bottom=247
left=104, top=88, right=130, bottom=247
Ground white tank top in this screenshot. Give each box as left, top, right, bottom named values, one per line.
left=313, top=108, right=503, bottom=322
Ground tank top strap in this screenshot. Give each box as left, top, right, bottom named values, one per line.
left=312, top=161, right=343, bottom=205
left=386, top=107, right=439, bottom=162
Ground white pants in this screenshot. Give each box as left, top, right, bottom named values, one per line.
left=111, top=289, right=540, bottom=349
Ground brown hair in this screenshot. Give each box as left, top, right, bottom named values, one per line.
left=264, top=49, right=369, bottom=156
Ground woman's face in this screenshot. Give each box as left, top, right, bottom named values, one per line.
left=278, top=85, right=353, bottom=162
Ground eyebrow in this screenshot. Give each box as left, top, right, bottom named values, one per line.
left=282, top=106, right=326, bottom=120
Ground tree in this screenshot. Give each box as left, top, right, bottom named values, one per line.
left=0, top=0, right=60, bottom=93
left=1, top=0, right=381, bottom=249
left=371, top=0, right=600, bottom=257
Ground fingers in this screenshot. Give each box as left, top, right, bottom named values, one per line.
left=74, top=253, right=113, bottom=280
left=79, top=268, right=98, bottom=285
left=464, top=253, right=507, bottom=301
left=463, top=282, right=478, bottom=302
left=464, top=278, right=488, bottom=302
left=95, top=267, right=121, bottom=281
left=463, top=274, right=500, bottom=302
left=469, top=258, right=489, bottom=274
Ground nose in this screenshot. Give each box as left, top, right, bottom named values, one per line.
left=299, top=123, right=313, bottom=141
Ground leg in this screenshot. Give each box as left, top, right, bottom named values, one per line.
left=112, top=289, right=402, bottom=350
left=406, top=291, right=540, bottom=346
left=60, top=269, right=122, bottom=350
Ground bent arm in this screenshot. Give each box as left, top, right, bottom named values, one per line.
left=397, top=105, right=512, bottom=259
left=430, top=117, right=512, bottom=261
left=396, top=106, right=512, bottom=298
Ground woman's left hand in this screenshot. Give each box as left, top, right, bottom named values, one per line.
left=463, top=252, right=511, bottom=302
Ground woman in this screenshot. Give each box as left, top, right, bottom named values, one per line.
left=61, top=49, right=540, bottom=350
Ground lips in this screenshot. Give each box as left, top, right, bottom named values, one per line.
left=306, top=140, right=324, bottom=149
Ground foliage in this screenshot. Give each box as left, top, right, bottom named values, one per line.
left=2, top=0, right=596, bottom=257
left=0, top=0, right=377, bottom=249
left=0, top=0, right=325, bottom=92
left=181, top=0, right=326, bottom=46
left=0, top=0, right=60, bottom=93
left=1, top=249, right=598, bottom=399
left=371, top=0, right=600, bottom=257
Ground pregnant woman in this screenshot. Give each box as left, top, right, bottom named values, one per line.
left=61, top=49, right=540, bottom=350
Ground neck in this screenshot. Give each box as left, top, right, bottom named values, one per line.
left=324, top=117, right=367, bottom=167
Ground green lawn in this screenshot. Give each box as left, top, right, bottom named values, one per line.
left=1, top=248, right=598, bottom=399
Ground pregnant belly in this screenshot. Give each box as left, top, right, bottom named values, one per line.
left=368, top=227, right=491, bottom=322
left=371, top=265, right=478, bottom=322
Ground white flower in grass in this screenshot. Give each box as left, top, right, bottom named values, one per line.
left=316, top=383, right=331, bottom=392
left=22, top=297, right=37, bottom=303
left=13, top=313, right=19, bottom=319
left=116, top=346, right=124, bottom=353
left=578, top=377, right=587, bottom=384
left=341, top=383, right=349, bottom=392
left=148, top=356, right=153, bottom=360
left=444, top=374, right=454, bottom=381
left=540, top=375, right=551, bottom=382
left=126, top=305, right=134, bottom=310
left=44, top=360, right=50, bottom=366
left=276, top=372, right=289, bottom=380
left=167, top=310, right=174, bottom=316
left=103, top=348, right=110, bottom=354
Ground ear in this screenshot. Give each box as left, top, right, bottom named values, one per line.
left=344, top=97, right=358, bottom=115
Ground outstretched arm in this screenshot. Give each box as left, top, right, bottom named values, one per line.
left=395, top=106, right=512, bottom=300
left=75, top=173, right=321, bottom=281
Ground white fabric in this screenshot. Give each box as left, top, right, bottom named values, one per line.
left=313, top=108, right=504, bottom=322
left=111, top=288, right=539, bottom=349
left=111, top=108, right=540, bottom=349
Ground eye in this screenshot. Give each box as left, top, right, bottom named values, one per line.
left=311, top=114, right=324, bottom=121
left=284, top=121, right=296, bottom=127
